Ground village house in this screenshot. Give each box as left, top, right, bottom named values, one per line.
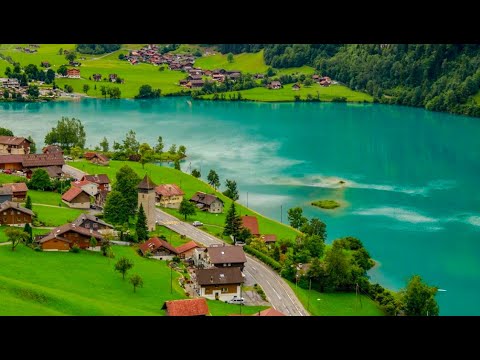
left=2, top=182, right=28, bottom=201
left=42, top=145, right=63, bottom=155
left=41, top=61, right=50, bottom=68
left=66, top=68, right=80, bottom=79
left=268, top=81, right=282, bottom=90
left=83, top=152, right=96, bottom=160
left=155, top=184, right=184, bottom=209
left=0, top=201, right=34, bottom=225
left=260, top=234, right=277, bottom=245
left=61, top=186, right=91, bottom=209
left=90, top=153, right=110, bottom=166
left=212, top=73, right=225, bottom=82
left=187, top=74, right=202, bottom=81
left=312, top=74, right=320, bottom=82
left=72, top=213, right=115, bottom=235
left=319, top=76, right=332, bottom=87
left=109, top=74, right=118, bottom=82
left=175, top=241, right=198, bottom=259
left=92, top=73, right=102, bottom=81
left=195, top=245, right=247, bottom=271
left=254, top=73, right=265, bottom=79
left=139, top=237, right=178, bottom=259
left=292, top=83, right=301, bottom=90
left=0, top=78, right=20, bottom=88
left=189, top=80, right=205, bottom=89
left=193, top=267, right=245, bottom=301
left=0, top=187, right=12, bottom=203
left=0, top=136, right=31, bottom=155
left=36, top=223, right=104, bottom=251
left=241, top=215, right=260, bottom=237
left=0, top=153, right=64, bottom=172
left=179, top=79, right=188, bottom=87
left=81, top=174, right=111, bottom=192
left=227, top=72, right=241, bottom=80
left=162, top=298, right=209, bottom=316
left=71, top=179, right=98, bottom=196
left=189, top=192, right=224, bottom=213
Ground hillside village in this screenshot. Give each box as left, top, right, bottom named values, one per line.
left=0, top=133, right=285, bottom=316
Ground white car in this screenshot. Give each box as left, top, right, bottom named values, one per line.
left=192, top=221, right=203, bottom=227
left=226, top=296, right=245, bottom=305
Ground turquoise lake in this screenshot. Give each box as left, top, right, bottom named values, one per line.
left=1, top=98, right=480, bottom=315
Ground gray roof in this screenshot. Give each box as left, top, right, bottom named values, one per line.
left=73, top=213, right=114, bottom=229
left=195, top=267, right=244, bottom=286
left=190, top=192, right=223, bottom=206
left=207, top=245, right=247, bottom=264
left=0, top=201, right=34, bottom=216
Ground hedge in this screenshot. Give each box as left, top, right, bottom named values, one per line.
left=244, top=245, right=282, bottom=271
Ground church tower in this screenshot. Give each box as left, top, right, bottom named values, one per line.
left=137, top=174, right=157, bottom=231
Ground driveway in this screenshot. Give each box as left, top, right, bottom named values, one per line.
left=155, top=208, right=308, bottom=316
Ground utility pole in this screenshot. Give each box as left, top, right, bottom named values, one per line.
left=170, top=265, right=173, bottom=294
left=307, top=278, right=312, bottom=312
left=280, top=204, right=283, bottom=223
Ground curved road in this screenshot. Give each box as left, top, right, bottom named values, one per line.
left=155, top=209, right=308, bottom=316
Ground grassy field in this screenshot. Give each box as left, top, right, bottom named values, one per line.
left=195, top=50, right=269, bottom=73
left=149, top=225, right=191, bottom=247
left=206, top=300, right=267, bottom=316
left=288, top=281, right=384, bottom=316
left=26, top=190, right=63, bottom=206
left=276, top=66, right=316, bottom=76
left=0, top=226, right=49, bottom=243
left=0, top=244, right=259, bottom=315
left=32, top=204, right=84, bottom=227
left=0, top=173, right=24, bottom=184
left=69, top=160, right=300, bottom=241
left=201, top=83, right=373, bottom=103
left=311, top=199, right=340, bottom=209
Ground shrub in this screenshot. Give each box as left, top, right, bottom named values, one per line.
left=70, top=244, right=80, bottom=253
left=34, top=246, right=43, bottom=252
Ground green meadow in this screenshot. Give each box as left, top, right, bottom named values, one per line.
left=0, top=244, right=264, bottom=315
left=195, top=50, right=269, bottom=73
left=201, top=83, right=373, bottom=103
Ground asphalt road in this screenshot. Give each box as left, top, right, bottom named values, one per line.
left=155, top=209, right=308, bottom=316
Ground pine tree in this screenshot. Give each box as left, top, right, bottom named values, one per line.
left=136, top=204, right=149, bottom=241
left=23, top=223, right=33, bottom=244
left=223, top=202, right=242, bottom=241
left=25, top=195, right=32, bottom=210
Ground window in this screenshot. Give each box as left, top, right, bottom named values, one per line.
left=17, top=217, right=21, bottom=222
left=93, top=223, right=98, bottom=229
left=17, top=211, right=20, bottom=215
left=85, top=223, right=90, bottom=229
left=221, top=287, right=228, bottom=293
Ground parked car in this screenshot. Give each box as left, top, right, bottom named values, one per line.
left=3, top=169, right=12, bottom=174
left=226, top=296, right=245, bottom=305
left=192, top=221, right=203, bottom=227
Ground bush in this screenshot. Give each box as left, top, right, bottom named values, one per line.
left=70, top=244, right=80, bottom=253
left=34, top=246, right=43, bottom=252
left=244, top=245, right=281, bottom=271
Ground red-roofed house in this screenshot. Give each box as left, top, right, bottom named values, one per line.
left=90, top=153, right=110, bottom=166
left=71, top=179, right=98, bottom=196
left=155, top=184, right=184, bottom=209
left=139, top=237, right=178, bottom=259
left=241, top=215, right=260, bottom=236
left=84, top=152, right=96, bottom=160
left=162, top=298, right=209, bottom=316
left=61, top=187, right=91, bottom=209
left=261, top=234, right=277, bottom=244
left=175, top=241, right=198, bottom=259
left=81, top=174, right=110, bottom=191
left=36, top=223, right=103, bottom=251
left=253, top=308, right=286, bottom=316
left=67, top=68, right=80, bottom=78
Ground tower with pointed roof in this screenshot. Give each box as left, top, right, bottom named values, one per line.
left=137, top=174, right=157, bottom=231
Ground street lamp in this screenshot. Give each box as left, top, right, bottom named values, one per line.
left=170, top=263, right=173, bottom=294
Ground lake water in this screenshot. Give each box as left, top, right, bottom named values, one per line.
left=2, top=98, right=480, bottom=315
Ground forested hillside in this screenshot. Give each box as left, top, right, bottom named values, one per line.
left=215, top=44, right=480, bottom=117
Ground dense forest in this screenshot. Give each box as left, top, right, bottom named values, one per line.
left=76, top=44, right=121, bottom=54
left=215, top=44, right=480, bottom=117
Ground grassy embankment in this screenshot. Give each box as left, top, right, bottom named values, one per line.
left=0, top=244, right=266, bottom=315
left=287, top=281, right=384, bottom=316
left=69, top=160, right=300, bottom=241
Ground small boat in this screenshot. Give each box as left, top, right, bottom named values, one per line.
left=437, top=289, right=447, bottom=292
left=186, top=100, right=192, bottom=107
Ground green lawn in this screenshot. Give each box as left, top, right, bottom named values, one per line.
left=276, top=66, right=316, bottom=76
left=201, top=83, right=373, bottom=103
left=195, top=50, right=269, bottom=73
left=0, top=44, right=76, bottom=69
left=69, top=160, right=300, bottom=241
left=0, top=226, right=50, bottom=243
left=0, top=244, right=263, bottom=315
left=32, top=204, right=84, bottom=227
left=288, top=281, right=384, bottom=316
left=0, top=173, right=24, bottom=184
left=149, top=225, right=191, bottom=247
left=206, top=300, right=267, bottom=316
left=26, top=190, right=63, bottom=206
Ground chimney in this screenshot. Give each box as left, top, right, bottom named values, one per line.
left=210, top=276, right=213, bottom=283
